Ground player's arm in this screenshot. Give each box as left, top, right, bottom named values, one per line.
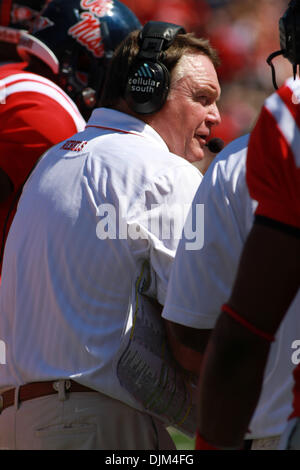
left=197, top=219, right=300, bottom=449
left=164, top=320, right=211, bottom=375
left=0, top=82, right=85, bottom=195
left=0, top=167, right=13, bottom=203
left=197, top=84, right=300, bottom=449
left=145, top=296, right=207, bottom=376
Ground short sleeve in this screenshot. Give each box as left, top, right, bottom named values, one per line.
left=246, top=85, right=300, bottom=230
left=0, top=91, right=84, bottom=189
left=162, top=136, right=255, bottom=328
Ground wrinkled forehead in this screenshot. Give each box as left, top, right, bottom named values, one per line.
left=172, top=52, right=221, bottom=95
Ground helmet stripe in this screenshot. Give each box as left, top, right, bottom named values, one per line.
left=264, top=90, right=300, bottom=168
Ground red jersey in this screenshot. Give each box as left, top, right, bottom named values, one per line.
left=246, top=78, right=300, bottom=230
left=246, top=78, right=300, bottom=418
left=0, top=62, right=86, bottom=273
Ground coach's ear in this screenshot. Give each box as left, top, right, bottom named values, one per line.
left=0, top=168, right=13, bottom=203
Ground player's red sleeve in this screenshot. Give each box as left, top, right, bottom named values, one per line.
left=246, top=86, right=300, bottom=230
left=0, top=63, right=85, bottom=188
left=0, top=65, right=86, bottom=277
left=0, top=91, right=83, bottom=189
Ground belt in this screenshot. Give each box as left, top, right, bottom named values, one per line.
left=0, top=380, right=95, bottom=413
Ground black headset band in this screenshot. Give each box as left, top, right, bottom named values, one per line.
left=138, top=21, right=186, bottom=62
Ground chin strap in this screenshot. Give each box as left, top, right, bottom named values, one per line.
left=266, top=50, right=286, bottom=90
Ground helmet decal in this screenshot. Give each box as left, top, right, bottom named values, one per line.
left=68, top=1, right=113, bottom=58
left=68, top=12, right=104, bottom=58
left=80, top=0, right=113, bottom=18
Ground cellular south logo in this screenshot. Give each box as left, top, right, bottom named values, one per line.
left=136, top=64, right=153, bottom=79
left=129, top=63, right=160, bottom=94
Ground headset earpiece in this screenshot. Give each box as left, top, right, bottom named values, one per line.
left=125, top=60, right=170, bottom=114
left=124, top=21, right=185, bottom=115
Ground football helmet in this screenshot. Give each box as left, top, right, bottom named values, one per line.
left=17, top=0, right=141, bottom=115
left=267, top=0, right=300, bottom=89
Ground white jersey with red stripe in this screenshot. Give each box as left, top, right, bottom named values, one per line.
left=246, top=77, right=300, bottom=230
left=0, top=107, right=202, bottom=412
left=0, top=62, right=86, bottom=271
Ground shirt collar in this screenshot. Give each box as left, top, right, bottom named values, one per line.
left=86, top=107, right=169, bottom=152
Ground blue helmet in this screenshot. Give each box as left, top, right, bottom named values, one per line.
left=17, top=0, right=141, bottom=115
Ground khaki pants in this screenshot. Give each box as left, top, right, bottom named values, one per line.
left=278, top=417, right=300, bottom=450
left=250, top=436, right=280, bottom=450
left=0, top=383, right=175, bottom=450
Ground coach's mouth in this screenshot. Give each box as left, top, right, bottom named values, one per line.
left=195, top=134, right=208, bottom=147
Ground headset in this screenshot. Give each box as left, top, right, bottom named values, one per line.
left=124, top=21, right=186, bottom=115
left=267, top=0, right=300, bottom=89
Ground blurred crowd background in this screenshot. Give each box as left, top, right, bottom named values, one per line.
left=121, top=0, right=291, bottom=144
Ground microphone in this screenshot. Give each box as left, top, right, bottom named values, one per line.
left=206, top=137, right=225, bottom=153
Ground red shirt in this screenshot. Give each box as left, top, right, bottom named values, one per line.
left=246, top=79, right=300, bottom=418
left=0, top=62, right=85, bottom=274
left=246, top=81, right=300, bottom=230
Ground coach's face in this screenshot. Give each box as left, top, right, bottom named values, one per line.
left=149, top=53, right=221, bottom=164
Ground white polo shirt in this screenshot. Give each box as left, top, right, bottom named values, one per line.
left=162, top=134, right=300, bottom=439
left=0, top=107, right=202, bottom=412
